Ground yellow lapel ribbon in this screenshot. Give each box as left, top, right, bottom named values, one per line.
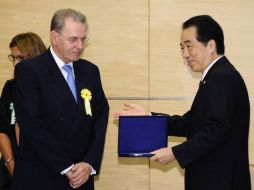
left=81, top=89, right=92, bottom=116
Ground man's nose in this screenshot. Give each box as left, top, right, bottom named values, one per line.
left=182, top=48, right=190, bottom=58
left=76, top=39, right=84, bottom=49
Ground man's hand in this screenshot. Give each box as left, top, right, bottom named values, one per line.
left=150, top=147, right=176, bottom=164
left=66, top=162, right=91, bottom=189
left=113, top=103, right=148, bottom=119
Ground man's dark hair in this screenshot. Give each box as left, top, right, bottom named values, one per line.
left=183, top=15, right=224, bottom=54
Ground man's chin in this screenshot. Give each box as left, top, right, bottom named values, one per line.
left=70, top=56, right=81, bottom=62
left=188, top=66, right=198, bottom=72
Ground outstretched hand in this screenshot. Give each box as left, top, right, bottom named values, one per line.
left=113, top=103, right=148, bottom=119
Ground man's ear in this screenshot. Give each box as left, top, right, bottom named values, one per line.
left=207, top=39, right=216, bottom=54
left=50, top=31, right=59, bottom=46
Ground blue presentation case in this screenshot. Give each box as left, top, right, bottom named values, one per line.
left=118, top=115, right=168, bottom=157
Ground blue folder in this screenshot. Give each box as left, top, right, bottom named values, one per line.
left=118, top=115, right=168, bottom=157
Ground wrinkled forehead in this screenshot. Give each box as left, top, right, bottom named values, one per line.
left=60, top=19, right=87, bottom=39
left=61, top=17, right=87, bottom=31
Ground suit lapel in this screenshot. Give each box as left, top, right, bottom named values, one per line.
left=46, top=54, right=92, bottom=138
left=73, top=61, right=86, bottom=107
left=45, top=50, right=78, bottom=121
left=202, top=56, right=228, bottom=84
left=191, top=56, right=229, bottom=110
left=73, top=61, right=93, bottom=117
left=69, top=60, right=91, bottom=137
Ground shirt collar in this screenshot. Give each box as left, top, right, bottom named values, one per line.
left=201, top=55, right=224, bottom=81
left=50, top=46, right=73, bottom=69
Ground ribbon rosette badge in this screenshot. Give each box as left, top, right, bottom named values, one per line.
left=81, top=89, right=92, bottom=116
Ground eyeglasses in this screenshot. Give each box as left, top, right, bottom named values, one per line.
left=8, top=54, right=26, bottom=62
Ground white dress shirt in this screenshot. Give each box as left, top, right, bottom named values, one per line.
left=201, top=55, right=224, bottom=81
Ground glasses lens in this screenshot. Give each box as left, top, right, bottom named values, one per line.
left=8, top=55, right=14, bottom=62
left=8, top=55, right=26, bottom=62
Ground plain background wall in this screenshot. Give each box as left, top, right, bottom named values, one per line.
left=0, top=0, right=253, bottom=189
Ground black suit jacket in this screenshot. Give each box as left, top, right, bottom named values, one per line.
left=156, top=56, right=251, bottom=190
left=12, top=49, right=109, bottom=190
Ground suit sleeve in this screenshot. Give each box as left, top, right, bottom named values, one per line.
left=81, top=66, right=109, bottom=175
left=14, top=62, right=73, bottom=173
left=172, top=76, right=233, bottom=168
left=151, top=111, right=191, bottom=137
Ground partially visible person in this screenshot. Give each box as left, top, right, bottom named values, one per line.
left=0, top=100, right=9, bottom=190
left=12, top=9, right=109, bottom=190
left=0, top=32, right=47, bottom=190
left=114, top=15, right=251, bottom=190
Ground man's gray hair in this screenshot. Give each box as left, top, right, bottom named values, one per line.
left=50, top=8, right=87, bottom=32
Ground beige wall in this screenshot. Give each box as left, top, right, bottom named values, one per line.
left=0, top=0, right=253, bottom=189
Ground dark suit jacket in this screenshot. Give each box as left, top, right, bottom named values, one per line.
left=155, top=56, right=251, bottom=190
left=12, top=49, right=109, bottom=190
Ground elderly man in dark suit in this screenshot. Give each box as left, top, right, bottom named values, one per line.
left=114, top=15, right=251, bottom=190
left=12, top=8, right=109, bottom=190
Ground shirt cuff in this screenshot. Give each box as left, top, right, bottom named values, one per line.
left=60, top=163, right=96, bottom=175
left=88, top=164, right=96, bottom=175
left=61, top=164, right=74, bottom=175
